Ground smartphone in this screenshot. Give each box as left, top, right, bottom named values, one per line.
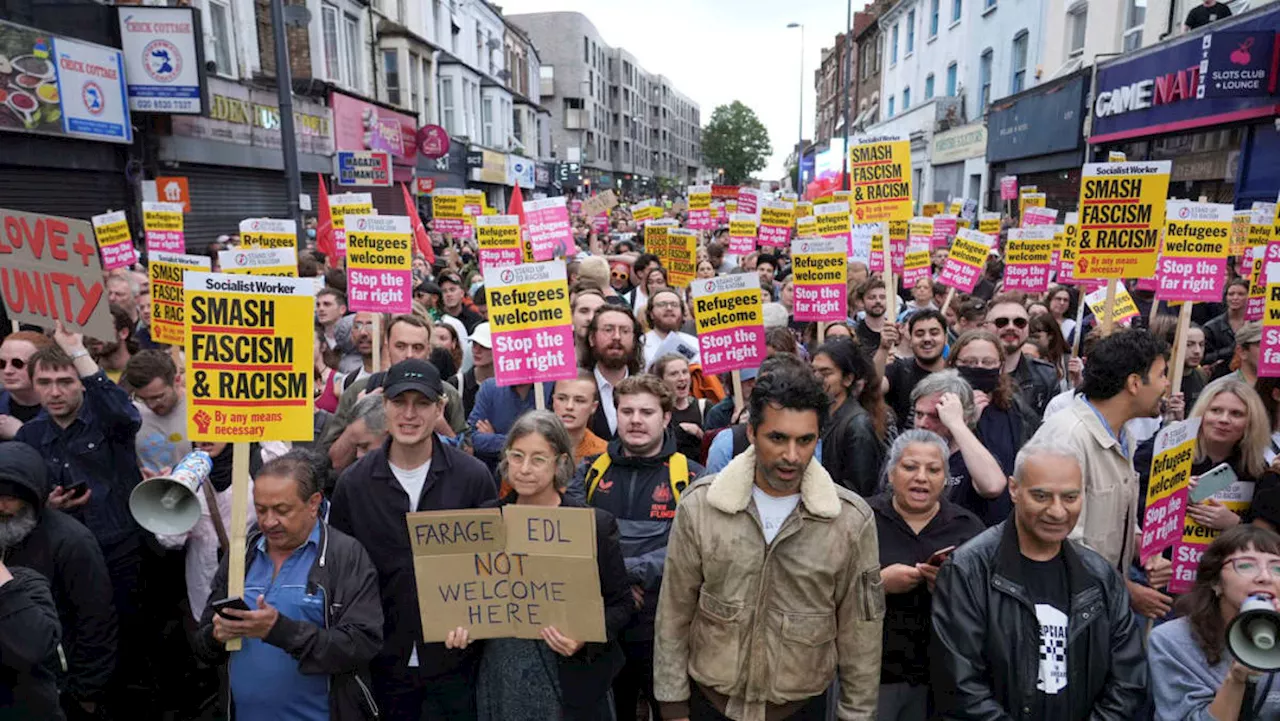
left=63, top=482, right=89, bottom=498
left=211, top=596, right=251, bottom=619
left=1190, top=462, right=1238, bottom=504
left=926, top=546, right=957, bottom=567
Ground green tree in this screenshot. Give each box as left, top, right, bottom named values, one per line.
left=701, top=101, right=772, bottom=185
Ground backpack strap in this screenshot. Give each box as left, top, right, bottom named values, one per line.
left=584, top=454, right=613, bottom=503
left=669, top=453, right=689, bottom=502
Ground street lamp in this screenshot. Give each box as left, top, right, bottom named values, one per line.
left=786, top=22, right=804, bottom=197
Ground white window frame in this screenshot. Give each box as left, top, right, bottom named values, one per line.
left=906, top=10, right=916, bottom=54
left=930, top=0, right=940, bottom=38
left=383, top=49, right=400, bottom=106
left=1010, top=30, right=1028, bottom=93
left=342, top=12, right=361, bottom=90
left=206, top=0, right=236, bottom=79
left=439, top=76, right=456, bottom=134
left=979, top=48, right=993, bottom=108
left=946, top=62, right=958, bottom=95
left=321, top=4, right=342, bottom=84
left=482, top=95, right=494, bottom=146
left=1123, top=0, right=1145, bottom=51
left=925, top=73, right=935, bottom=99
left=1068, top=2, right=1088, bottom=57
left=409, top=52, right=421, bottom=119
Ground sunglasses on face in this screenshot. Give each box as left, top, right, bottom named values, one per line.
left=0, top=358, right=25, bottom=371
left=990, top=317, right=1028, bottom=329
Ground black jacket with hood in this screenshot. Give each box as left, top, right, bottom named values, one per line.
left=0, top=566, right=63, bottom=720
left=0, top=442, right=116, bottom=705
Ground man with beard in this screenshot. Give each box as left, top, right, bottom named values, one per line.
left=653, top=360, right=883, bottom=720
left=642, top=288, right=698, bottom=370
left=1031, top=329, right=1172, bottom=619
left=854, top=279, right=889, bottom=357
left=568, top=375, right=704, bottom=721
left=0, top=331, right=52, bottom=440
left=438, top=271, right=483, bottom=334
left=582, top=306, right=645, bottom=440
left=985, top=296, right=1059, bottom=416
left=0, top=441, right=115, bottom=720
left=89, top=305, right=137, bottom=387
left=340, top=311, right=378, bottom=383
left=877, top=309, right=949, bottom=428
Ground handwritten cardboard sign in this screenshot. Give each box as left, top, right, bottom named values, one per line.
left=408, top=506, right=605, bottom=642
left=0, top=208, right=114, bottom=340
left=579, top=190, right=618, bottom=219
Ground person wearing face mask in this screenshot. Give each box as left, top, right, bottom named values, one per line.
left=950, top=328, right=1041, bottom=444
left=1148, top=525, right=1280, bottom=720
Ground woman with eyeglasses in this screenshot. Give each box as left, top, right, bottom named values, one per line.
left=1148, top=525, right=1280, bottom=721
left=444, top=411, right=633, bottom=721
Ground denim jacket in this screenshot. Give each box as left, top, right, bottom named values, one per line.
left=16, top=371, right=142, bottom=546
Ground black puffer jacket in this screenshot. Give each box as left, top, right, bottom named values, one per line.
left=0, top=442, right=116, bottom=705
left=931, top=520, right=1147, bottom=720
left=821, top=399, right=889, bottom=497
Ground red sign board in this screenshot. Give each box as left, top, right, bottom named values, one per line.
left=711, top=184, right=738, bottom=199
left=414, top=177, right=437, bottom=195
left=416, top=125, right=450, bottom=160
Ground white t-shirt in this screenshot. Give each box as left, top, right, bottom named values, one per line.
left=390, top=460, right=431, bottom=508
left=752, top=486, right=801, bottom=544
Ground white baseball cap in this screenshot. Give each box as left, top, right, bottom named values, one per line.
left=470, top=322, right=492, bottom=348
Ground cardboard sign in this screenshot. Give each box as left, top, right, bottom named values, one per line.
left=484, top=261, right=575, bottom=387
left=691, top=274, right=765, bottom=376
left=1170, top=472, right=1254, bottom=594
left=408, top=506, right=605, bottom=643
left=476, top=215, right=522, bottom=271
left=93, top=211, right=137, bottom=270
left=1156, top=201, right=1232, bottom=302
left=143, top=201, right=184, bottom=254
left=336, top=150, right=392, bottom=186
left=432, top=188, right=472, bottom=238
left=758, top=200, right=794, bottom=248
left=0, top=208, right=114, bottom=341
left=728, top=213, right=759, bottom=255
left=219, top=247, right=298, bottom=277
left=849, top=134, right=913, bottom=223
left=1140, top=418, right=1199, bottom=564
left=1084, top=283, right=1140, bottom=327
left=346, top=215, right=413, bottom=314
left=1074, top=161, right=1172, bottom=279
left=149, top=251, right=211, bottom=346
left=331, top=193, right=375, bottom=255
left=902, top=237, right=932, bottom=289
left=664, top=229, right=698, bottom=288
left=525, top=197, right=572, bottom=261
left=938, top=228, right=994, bottom=293
left=1000, top=176, right=1018, bottom=201
left=790, top=238, right=847, bottom=322
left=1003, top=228, right=1056, bottom=293
left=579, top=190, right=618, bottom=219
left=184, top=272, right=315, bottom=441
left=978, top=211, right=1001, bottom=236
left=239, top=218, right=297, bottom=250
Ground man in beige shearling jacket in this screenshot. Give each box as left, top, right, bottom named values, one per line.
left=653, top=359, right=884, bottom=721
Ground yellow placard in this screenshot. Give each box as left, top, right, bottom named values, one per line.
left=849, top=134, right=913, bottom=223
left=1084, top=283, right=1140, bottom=326
left=1074, top=161, right=1171, bottom=279
left=238, top=218, right=297, bottom=250
left=1233, top=210, right=1253, bottom=258
left=143, top=207, right=183, bottom=232
left=760, top=202, right=794, bottom=228
left=488, top=279, right=571, bottom=333
left=948, top=200, right=964, bottom=216
left=947, top=232, right=991, bottom=270
left=922, top=203, right=944, bottom=217
left=94, top=215, right=130, bottom=247
left=185, top=272, right=315, bottom=441
left=978, top=212, right=1001, bottom=236
left=795, top=201, right=813, bottom=221
left=150, top=251, right=210, bottom=346
left=728, top=216, right=758, bottom=239
left=814, top=202, right=852, bottom=238
left=688, top=189, right=711, bottom=211
left=1018, top=193, right=1046, bottom=222
left=665, top=229, right=698, bottom=288
left=796, top=215, right=818, bottom=237
left=644, top=220, right=677, bottom=259
left=433, top=192, right=467, bottom=219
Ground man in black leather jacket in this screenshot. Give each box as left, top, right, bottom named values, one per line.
left=930, top=440, right=1146, bottom=720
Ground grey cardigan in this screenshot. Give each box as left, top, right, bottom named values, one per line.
left=1148, top=617, right=1280, bottom=721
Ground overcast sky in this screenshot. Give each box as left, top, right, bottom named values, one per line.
left=500, top=0, right=858, bottom=180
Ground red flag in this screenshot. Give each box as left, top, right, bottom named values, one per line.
left=508, top=181, right=533, bottom=263
left=401, top=182, right=436, bottom=265
left=315, top=173, right=336, bottom=263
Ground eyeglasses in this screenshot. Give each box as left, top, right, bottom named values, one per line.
left=0, top=358, right=25, bottom=371
left=1227, top=557, right=1280, bottom=580
left=505, top=450, right=554, bottom=471
left=989, top=317, right=1028, bottom=329
left=651, top=301, right=680, bottom=310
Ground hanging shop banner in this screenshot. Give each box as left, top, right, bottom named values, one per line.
left=1139, top=418, right=1199, bottom=564
left=330, top=192, right=374, bottom=256
left=1156, top=200, right=1232, bottom=302
left=117, top=6, right=204, bottom=114
left=336, top=150, right=393, bottom=186
left=184, top=272, right=315, bottom=441
left=524, top=197, right=572, bottom=261
left=758, top=200, right=794, bottom=248
left=142, top=202, right=184, bottom=254
left=431, top=188, right=471, bottom=238
left=728, top=213, right=759, bottom=255
left=1003, top=228, right=1056, bottom=293
left=345, top=215, right=412, bottom=314
left=483, top=261, right=575, bottom=387
left=93, top=210, right=137, bottom=270
left=0, top=208, right=113, bottom=340
left=1073, top=161, right=1172, bottom=279
left=476, top=215, right=522, bottom=271
left=51, top=35, right=133, bottom=143
left=1084, top=282, right=1141, bottom=327
left=937, top=228, right=995, bottom=293
left=690, top=273, right=766, bottom=376
left=149, top=251, right=210, bottom=345
left=238, top=218, right=297, bottom=250
left=790, top=238, right=847, bottom=322
left=686, top=185, right=713, bottom=230
left=902, top=236, right=932, bottom=289
left=849, top=133, right=912, bottom=223
left=219, top=247, right=298, bottom=277
left=665, top=229, right=698, bottom=288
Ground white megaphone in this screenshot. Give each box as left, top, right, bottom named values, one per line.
left=1227, top=594, right=1280, bottom=672
left=129, top=450, right=213, bottom=536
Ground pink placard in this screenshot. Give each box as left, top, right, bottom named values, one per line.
left=687, top=208, right=713, bottom=230
left=1135, top=275, right=1159, bottom=292
left=434, top=218, right=472, bottom=238
left=699, top=326, right=766, bottom=376
left=931, top=216, right=958, bottom=249
left=1140, top=487, right=1189, bottom=564
left=348, top=268, right=413, bottom=312
left=728, top=234, right=756, bottom=255
left=525, top=198, right=572, bottom=260
left=1003, top=262, right=1052, bottom=293
left=1156, top=257, right=1226, bottom=302
left=570, top=199, right=583, bottom=215
left=1169, top=538, right=1209, bottom=595
left=737, top=188, right=759, bottom=216
left=759, top=223, right=791, bottom=248
left=794, top=284, right=847, bottom=322
left=1000, top=176, right=1018, bottom=201
left=493, top=326, right=576, bottom=386
left=101, top=242, right=138, bottom=270
left=591, top=214, right=609, bottom=234
left=146, top=230, right=184, bottom=254
left=890, top=237, right=906, bottom=275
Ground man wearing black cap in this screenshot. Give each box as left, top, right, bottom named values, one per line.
left=0, top=441, right=116, bottom=719
left=329, top=358, right=496, bottom=721
left=438, top=272, right=483, bottom=334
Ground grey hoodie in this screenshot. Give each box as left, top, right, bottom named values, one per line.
left=1149, top=617, right=1280, bottom=721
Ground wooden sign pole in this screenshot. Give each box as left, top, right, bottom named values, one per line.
left=1070, top=292, right=1088, bottom=358
left=371, top=315, right=383, bottom=373
left=1170, top=302, right=1194, bottom=397
left=225, top=441, right=251, bottom=651
left=534, top=382, right=546, bottom=411
left=1101, top=279, right=1118, bottom=337
left=941, top=287, right=957, bottom=317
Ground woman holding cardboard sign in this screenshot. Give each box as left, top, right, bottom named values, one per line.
left=444, top=410, right=633, bottom=720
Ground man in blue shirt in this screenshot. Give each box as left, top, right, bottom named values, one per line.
left=195, top=451, right=383, bottom=720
